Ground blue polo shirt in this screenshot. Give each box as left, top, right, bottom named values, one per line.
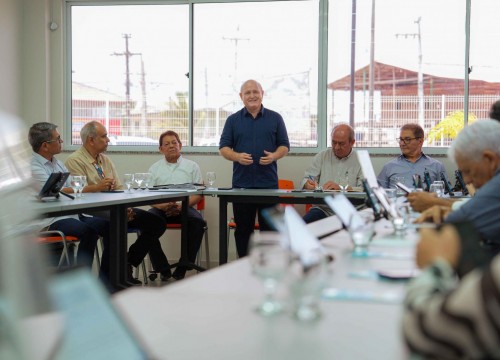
left=219, top=106, right=289, bottom=189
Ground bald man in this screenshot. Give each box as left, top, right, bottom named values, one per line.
left=301, top=123, right=362, bottom=223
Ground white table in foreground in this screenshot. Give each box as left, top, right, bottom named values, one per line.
left=113, top=217, right=414, bottom=359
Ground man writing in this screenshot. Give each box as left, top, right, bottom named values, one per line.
left=219, top=79, right=290, bottom=257
left=301, top=123, right=362, bottom=223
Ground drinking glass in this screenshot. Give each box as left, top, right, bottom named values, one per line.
left=70, top=175, right=83, bottom=198
left=288, top=248, right=328, bottom=322
left=124, top=173, right=134, bottom=193
left=249, top=232, right=289, bottom=316
left=337, top=171, right=349, bottom=192
left=348, top=212, right=375, bottom=256
left=134, top=173, right=146, bottom=189
left=393, top=176, right=406, bottom=196
left=79, top=175, right=87, bottom=198
left=429, top=181, right=444, bottom=198
left=206, top=172, right=216, bottom=189
left=142, top=173, right=153, bottom=191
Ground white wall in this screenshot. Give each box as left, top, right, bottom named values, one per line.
left=0, top=0, right=22, bottom=116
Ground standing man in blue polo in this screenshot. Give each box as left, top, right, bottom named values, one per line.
left=219, top=79, right=290, bottom=257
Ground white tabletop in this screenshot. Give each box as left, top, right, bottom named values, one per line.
left=113, top=217, right=416, bottom=360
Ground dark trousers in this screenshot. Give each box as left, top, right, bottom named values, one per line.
left=148, top=207, right=205, bottom=271
left=232, top=202, right=274, bottom=257
left=48, top=218, right=99, bottom=268
left=302, top=207, right=328, bottom=224
left=80, top=208, right=168, bottom=275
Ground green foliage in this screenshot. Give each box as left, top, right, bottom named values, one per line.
left=427, top=110, right=477, bottom=144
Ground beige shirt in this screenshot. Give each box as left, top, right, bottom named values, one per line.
left=65, top=147, right=123, bottom=190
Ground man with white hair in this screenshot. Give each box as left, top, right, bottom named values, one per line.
left=417, top=119, right=500, bottom=248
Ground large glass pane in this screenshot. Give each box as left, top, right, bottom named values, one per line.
left=327, top=0, right=466, bottom=147
left=70, top=5, right=189, bottom=146
left=469, top=0, right=500, bottom=122
left=192, top=0, right=319, bottom=147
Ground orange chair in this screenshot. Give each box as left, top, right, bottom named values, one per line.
left=37, top=230, right=81, bottom=269
left=227, top=179, right=295, bottom=256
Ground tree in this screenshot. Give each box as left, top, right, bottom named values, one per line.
left=427, top=110, right=477, bottom=145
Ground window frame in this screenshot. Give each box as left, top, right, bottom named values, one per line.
left=62, top=0, right=471, bottom=155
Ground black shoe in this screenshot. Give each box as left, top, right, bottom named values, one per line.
left=160, top=269, right=172, bottom=282
left=127, top=264, right=142, bottom=286
left=172, top=267, right=187, bottom=280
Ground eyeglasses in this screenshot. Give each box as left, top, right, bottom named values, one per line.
left=396, top=137, right=421, bottom=145
left=45, top=136, right=63, bottom=144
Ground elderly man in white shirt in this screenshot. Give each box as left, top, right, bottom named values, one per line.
left=148, top=130, right=205, bottom=280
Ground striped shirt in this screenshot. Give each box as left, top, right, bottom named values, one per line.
left=402, top=256, right=500, bottom=359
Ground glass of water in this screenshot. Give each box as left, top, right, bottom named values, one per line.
left=79, top=175, right=87, bottom=197
left=348, top=212, right=375, bottom=256
left=336, top=171, right=349, bottom=192
left=124, top=173, right=134, bottom=193
left=206, top=171, right=216, bottom=189
left=429, top=181, right=445, bottom=198
left=249, top=232, right=289, bottom=316
left=70, top=175, right=83, bottom=198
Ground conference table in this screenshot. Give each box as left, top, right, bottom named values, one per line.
left=114, top=215, right=416, bottom=359
left=202, top=188, right=366, bottom=264
left=33, top=190, right=200, bottom=291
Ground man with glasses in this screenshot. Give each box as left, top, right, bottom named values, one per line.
left=377, top=123, right=448, bottom=189
left=300, top=123, right=362, bottom=223
left=29, top=122, right=102, bottom=271
left=65, top=121, right=170, bottom=285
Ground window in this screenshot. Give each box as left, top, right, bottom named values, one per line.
left=68, top=1, right=318, bottom=148
left=327, top=0, right=467, bottom=148
left=66, top=0, right=493, bottom=151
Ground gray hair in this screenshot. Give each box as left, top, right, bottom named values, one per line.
left=448, top=119, right=500, bottom=162
left=80, top=121, right=101, bottom=144
left=28, top=122, right=58, bottom=152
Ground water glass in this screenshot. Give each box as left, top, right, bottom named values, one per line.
left=288, top=248, right=328, bottom=322
left=79, top=175, right=87, bottom=197
left=134, top=173, right=146, bottom=189
left=336, top=171, right=349, bottom=192
left=385, top=188, right=397, bottom=202
left=393, top=176, right=406, bottom=196
left=70, top=175, right=83, bottom=198
left=142, top=173, right=153, bottom=190
left=206, top=171, right=216, bottom=189
left=429, top=181, right=444, bottom=198
left=348, top=212, right=375, bottom=255
left=249, top=232, right=289, bottom=316
left=124, top=173, right=134, bottom=193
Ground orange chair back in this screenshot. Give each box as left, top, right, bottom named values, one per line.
left=278, top=179, right=294, bottom=190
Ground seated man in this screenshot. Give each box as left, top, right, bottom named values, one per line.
left=29, top=122, right=102, bottom=270
left=301, top=123, right=362, bottom=223
left=416, top=119, right=500, bottom=249
left=148, top=130, right=205, bottom=280
left=377, top=123, right=448, bottom=190
left=402, top=223, right=500, bottom=359
left=65, top=121, right=170, bottom=284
